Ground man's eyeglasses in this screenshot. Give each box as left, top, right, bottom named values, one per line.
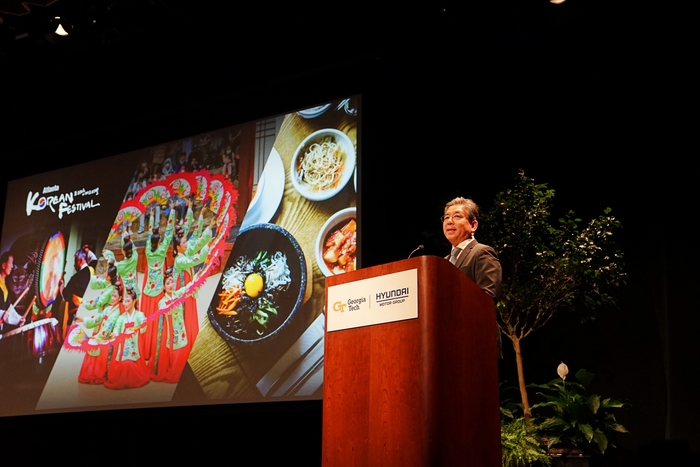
left=441, top=213, right=465, bottom=223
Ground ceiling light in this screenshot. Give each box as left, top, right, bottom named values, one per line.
left=54, top=17, right=68, bottom=36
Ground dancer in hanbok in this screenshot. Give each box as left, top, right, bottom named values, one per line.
left=150, top=212, right=214, bottom=383
left=173, top=208, right=215, bottom=338
left=149, top=269, right=190, bottom=382
left=141, top=202, right=176, bottom=360
left=103, top=234, right=139, bottom=303
left=76, top=264, right=123, bottom=384
left=105, top=286, right=149, bottom=389
left=184, top=203, right=214, bottom=256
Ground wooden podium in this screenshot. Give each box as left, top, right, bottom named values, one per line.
left=322, top=255, right=500, bottom=467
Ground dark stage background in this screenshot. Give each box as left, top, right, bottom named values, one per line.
left=1, top=1, right=695, bottom=465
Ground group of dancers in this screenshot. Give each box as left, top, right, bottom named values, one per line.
left=75, top=197, right=216, bottom=389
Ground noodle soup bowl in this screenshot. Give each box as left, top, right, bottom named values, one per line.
left=208, top=223, right=311, bottom=344
left=291, top=128, right=356, bottom=201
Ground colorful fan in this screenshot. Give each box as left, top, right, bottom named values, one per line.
left=137, top=182, right=170, bottom=210
left=168, top=173, right=195, bottom=199
left=207, top=177, right=225, bottom=214
left=194, top=173, right=209, bottom=201
left=107, top=202, right=143, bottom=242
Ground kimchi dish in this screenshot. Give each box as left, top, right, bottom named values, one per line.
left=322, top=218, right=356, bottom=274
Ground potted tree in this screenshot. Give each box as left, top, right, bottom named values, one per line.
left=480, top=170, right=626, bottom=420
left=529, top=365, right=630, bottom=467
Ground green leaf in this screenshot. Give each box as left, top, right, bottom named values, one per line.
left=600, top=398, right=627, bottom=409
left=547, top=435, right=561, bottom=449
left=609, top=423, right=629, bottom=434
left=592, top=429, right=608, bottom=454
left=579, top=423, right=594, bottom=443
left=587, top=394, right=601, bottom=414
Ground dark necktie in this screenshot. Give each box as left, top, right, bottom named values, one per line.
left=450, top=247, right=462, bottom=265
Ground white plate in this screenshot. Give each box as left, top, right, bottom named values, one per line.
left=240, top=148, right=285, bottom=229
left=296, top=104, right=331, bottom=119
left=291, top=128, right=356, bottom=202
left=316, top=207, right=357, bottom=277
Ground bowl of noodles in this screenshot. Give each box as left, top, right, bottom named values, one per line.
left=208, top=223, right=311, bottom=344
left=291, top=128, right=356, bottom=201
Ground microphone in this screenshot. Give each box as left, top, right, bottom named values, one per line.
left=408, top=245, right=424, bottom=259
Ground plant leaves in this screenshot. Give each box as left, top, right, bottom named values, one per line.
left=500, top=417, right=552, bottom=467
left=579, top=423, right=594, bottom=443
left=540, top=417, right=569, bottom=429
left=526, top=365, right=630, bottom=457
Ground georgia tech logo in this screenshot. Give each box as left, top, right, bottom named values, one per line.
left=26, top=191, right=47, bottom=216
left=333, top=296, right=367, bottom=312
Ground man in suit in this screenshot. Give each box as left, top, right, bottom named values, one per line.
left=442, top=197, right=501, bottom=302
left=444, top=197, right=502, bottom=358
left=58, top=248, right=94, bottom=339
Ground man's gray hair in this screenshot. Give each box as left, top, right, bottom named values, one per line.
left=444, top=197, right=479, bottom=222
left=75, top=249, right=88, bottom=263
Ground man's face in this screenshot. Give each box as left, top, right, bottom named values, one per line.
left=74, top=256, right=85, bottom=272
left=11, top=266, right=28, bottom=296
left=442, top=205, right=478, bottom=247
left=1, top=256, right=14, bottom=277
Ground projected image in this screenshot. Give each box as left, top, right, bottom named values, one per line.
left=0, top=94, right=359, bottom=416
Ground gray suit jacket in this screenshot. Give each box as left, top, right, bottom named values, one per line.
left=447, top=239, right=503, bottom=357
left=447, top=239, right=501, bottom=302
